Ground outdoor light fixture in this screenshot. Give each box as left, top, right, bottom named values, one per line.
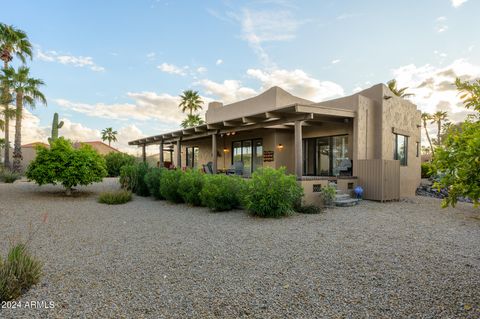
left=223, top=147, right=229, bottom=152
left=277, top=144, right=284, bottom=150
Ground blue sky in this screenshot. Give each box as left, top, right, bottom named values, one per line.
left=3, top=0, right=479, bottom=153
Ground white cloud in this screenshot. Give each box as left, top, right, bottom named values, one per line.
left=196, top=66, right=207, bottom=73
left=436, top=16, right=447, bottom=22
left=197, top=79, right=257, bottom=104
left=434, top=16, right=448, bottom=33
left=436, top=25, right=448, bottom=33
left=247, top=68, right=345, bottom=101
left=451, top=0, right=468, bottom=7
left=146, top=52, right=156, bottom=60
left=331, top=59, right=341, bottom=64
left=216, top=59, right=223, bottom=65
left=157, top=63, right=187, bottom=76
left=36, top=48, right=105, bottom=72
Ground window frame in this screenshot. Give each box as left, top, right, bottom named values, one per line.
left=394, top=134, right=408, bottom=166
left=185, top=146, right=199, bottom=168
left=302, top=134, right=350, bottom=176
left=231, top=138, right=263, bottom=174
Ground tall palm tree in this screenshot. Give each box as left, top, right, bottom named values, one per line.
left=387, top=79, right=414, bottom=98
left=1, top=66, right=46, bottom=172
left=181, top=114, right=204, bottom=128
left=179, top=90, right=203, bottom=116
left=421, top=112, right=434, bottom=154
left=101, top=127, right=118, bottom=146
left=430, top=111, right=448, bottom=146
left=0, top=23, right=32, bottom=168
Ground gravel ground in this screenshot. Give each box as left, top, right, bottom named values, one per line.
left=0, top=178, right=479, bottom=318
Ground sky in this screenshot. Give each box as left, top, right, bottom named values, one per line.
left=2, top=0, right=479, bottom=155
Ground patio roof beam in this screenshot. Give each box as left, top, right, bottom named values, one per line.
left=220, top=113, right=314, bottom=134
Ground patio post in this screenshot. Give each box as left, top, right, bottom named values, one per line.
left=159, top=140, right=164, bottom=167
left=294, top=120, right=303, bottom=179
left=142, top=144, right=146, bottom=163
left=176, top=139, right=181, bottom=168
left=212, top=133, right=217, bottom=173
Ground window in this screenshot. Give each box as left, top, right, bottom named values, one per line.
left=186, top=146, right=199, bottom=168
left=416, top=142, right=420, bottom=157
left=232, top=139, right=263, bottom=175
left=302, top=135, right=350, bottom=176
left=394, top=134, right=408, bottom=166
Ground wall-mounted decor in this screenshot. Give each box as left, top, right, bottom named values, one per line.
left=263, top=150, right=274, bottom=162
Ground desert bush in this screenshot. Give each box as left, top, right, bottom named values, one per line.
left=320, top=185, right=336, bottom=207
left=0, top=169, right=21, bottom=183
left=26, top=138, right=107, bottom=195
left=200, top=174, right=245, bottom=211
left=104, top=152, right=136, bottom=177
left=159, top=169, right=183, bottom=203
left=0, top=244, right=42, bottom=302
left=178, top=169, right=205, bottom=206
left=421, top=162, right=434, bottom=178
left=135, top=162, right=150, bottom=197
left=144, top=167, right=165, bottom=199
left=119, top=164, right=138, bottom=192
left=295, top=203, right=323, bottom=214
left=98, top=190, right=132, bottom=205
left=243, top=167, right=303, bottom=218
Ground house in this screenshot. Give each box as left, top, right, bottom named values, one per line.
left=129, top=84, right=421, bottom=204
left=72, top=141, right=120, bottom=155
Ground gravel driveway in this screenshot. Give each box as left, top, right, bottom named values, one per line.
left=1, top=178, right=479, bottom=318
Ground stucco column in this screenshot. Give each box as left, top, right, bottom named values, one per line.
left=212, top=133, right=217, bottom=174
left=294, top=120, right=303, bottom=179
left=159, top=140, right=164, bottom=168
left=141, top=144, right=146, bottom=163
left=176, top=139, right=181, bottom=168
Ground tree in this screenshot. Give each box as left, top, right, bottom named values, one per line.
left=430, top=111, right=448, bottom=146
left=387, top=79, right=414, bottom=98
left=101, top=127, right=118, bottom=146
left=421, top=112, right=434, bottom=154
left=433, top=78, right=480, bottom=208
left=179, top=90, right=203, bottom=116
left=1, top=66, right=46, bottom=172
left=0, top=23, right=32, bottom=169
left=26, top=138, right=107, bottom=195
left=181, top=114, right=204, bottom=128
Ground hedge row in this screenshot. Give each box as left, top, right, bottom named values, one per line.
left=119, top=164, right=304, bottom=217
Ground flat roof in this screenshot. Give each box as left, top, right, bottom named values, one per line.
left=129, top=103, right=355, bottom=146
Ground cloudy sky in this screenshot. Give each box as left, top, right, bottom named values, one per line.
left=2, top=0, right=479, bottom=154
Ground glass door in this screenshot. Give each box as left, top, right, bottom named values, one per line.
left=316, top=137, right=330, bottom=176
left=242, top=140, right=252, bottom=176
left=252, top=139, right=263, bottom=172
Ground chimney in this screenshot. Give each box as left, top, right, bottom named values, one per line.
left=208, top=101, right=223, bottom=110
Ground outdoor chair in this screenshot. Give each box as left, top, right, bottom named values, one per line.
left=226, top=161, right=243, bottom=176
left=203, top=162, right=214, bottom=174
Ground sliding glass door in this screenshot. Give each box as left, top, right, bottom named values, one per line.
left=303, top=135, right=350, bottom=176
left=232, top=139, right=263, bottom=175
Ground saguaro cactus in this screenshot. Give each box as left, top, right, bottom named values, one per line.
left=48, top=113, right=64, bottom=144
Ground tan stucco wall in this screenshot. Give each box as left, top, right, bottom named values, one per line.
left=301, top=178, right=358, bottom=206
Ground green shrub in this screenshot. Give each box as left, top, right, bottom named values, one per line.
left=0, top=169, right=21, bottom=183
left=178, top=169, right=205, bottom=206
left=320, top=185, right=336, bottom=207
left=98, top=190, right=132, bottom=205
left=0, top=244, right=42, bottom=302
left=135, top=162, right=150, bottom=197
left=421, top=162, right=434, bottom=178
left=243, top=167, right=303, bottom=218
left=295, top=204, right=323, bottom=214
left=144, top=168, right=165, bottom=199
left=200, top=174, right=245, bottom=211
left=160, top=169, right=183, bottom=203
left=119, top=164, right=138, bottom=192
left=26, top=138, right=107, bottom=195
left=104, top=152, right=136, bottom=177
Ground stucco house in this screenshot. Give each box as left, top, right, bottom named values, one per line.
left=129, top=84, right=421, bottom=204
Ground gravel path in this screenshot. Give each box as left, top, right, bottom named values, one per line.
left=0, top=178, right=479, bottom=318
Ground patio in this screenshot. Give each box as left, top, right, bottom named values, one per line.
left=0, top=179, right=479, bottom=318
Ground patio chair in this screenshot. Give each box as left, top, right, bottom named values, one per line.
left=203, top=162, right=214, bottom=174
left=226, top=161, right=243, bottom=176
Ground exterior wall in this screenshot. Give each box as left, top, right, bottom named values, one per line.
left=301, top=178, right=358, bottom=206
left=8, top=147, right=38, bottom=172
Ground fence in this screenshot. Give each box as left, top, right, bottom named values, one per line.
left=356, top=159, right=400, bottom=201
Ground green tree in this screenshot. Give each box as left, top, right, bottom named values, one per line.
left=421, top=112, right=434, bottom=154
left=387, top=79, right=414, bottom=98
left=179, top=90, right=203, bottom=116
left=430, top=111, right=448, bottom=146
left=1, top=66, right=46, bottom=172
left=0, top=23, right=32, bottom=169
left=433, top=79, right=480, bottom=208
left=101, top=127, right=118, bottom=146
left=26, top=138, right=107, bottom=195
left=181, top=114, right=204, bottom=128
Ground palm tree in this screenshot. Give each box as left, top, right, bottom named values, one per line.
left=0, top=23, right=32, bottom=168
left=181, top=114, right=204, bottom=128
left=421, top=112, right=434, bottom=154
left=179, top=90, right=203, bottom=116
left=1, top=66, right=46, bottom=172
left=101, top=127, right=118, bottom=146
left=430, top=111, right=448, bottom=146
left=387, top=79, right=414, bottom=98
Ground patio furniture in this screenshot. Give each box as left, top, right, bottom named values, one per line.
left=203, top=161, right=214, bottom=174
left=226, top=161, right=244, bottom=176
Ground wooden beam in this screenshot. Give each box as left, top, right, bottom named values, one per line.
left=220, top=114, right=313, bottom=134
left=194, top=126, right=207, bottom=132
left=207, top=123, right=223, bottom=130
left=242, top=117, right=260, bottom=124
left=296, top=105, right=355, bottom=118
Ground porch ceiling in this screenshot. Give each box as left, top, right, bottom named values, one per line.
left=129, top=103, right=356, bottom=146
